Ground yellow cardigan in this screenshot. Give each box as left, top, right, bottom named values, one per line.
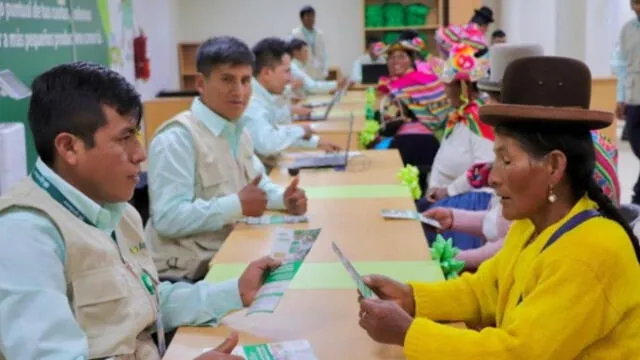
left=405, top=196, right=640, bottom=359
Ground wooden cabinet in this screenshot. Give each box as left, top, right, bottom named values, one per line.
left=178, top=42, right=200, bottom=90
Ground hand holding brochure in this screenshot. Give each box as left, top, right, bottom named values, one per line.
left=380, top=209, right=442, bottom=229
left=331, top=241, right=378, bottom=299
left=247, top=228, right=321, bottom=315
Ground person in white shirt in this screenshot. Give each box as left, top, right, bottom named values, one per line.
left=291, top=5, right=328, bottom=80
left=287, top=38, right=347, bottom=99
left=241, top=37, right=340, bottom=171
left=350, top=35, right=387, bottom=83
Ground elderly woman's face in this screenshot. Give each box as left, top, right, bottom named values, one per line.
left=387, top=50, right=412, bottom=76
left=488, top=133, right=552, bottom=220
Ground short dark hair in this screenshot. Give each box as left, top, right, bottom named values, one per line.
left=492, top=29, right=506, bottom=38
left=300, top=5, right=315, bottom=18
left=28, top=61, right=142, bottom=166
left=252, top=37, right=288, bottom=77
left=399, top=30, right=420, bottom=41
left=286, top=38, right=308, bottom=55
left=366, top=35, right=381, bottom=47
left=196, top=36, right=255, bottom=77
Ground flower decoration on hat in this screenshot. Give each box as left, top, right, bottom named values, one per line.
left=438, top=43, right=489, bottom=84
left=372, top=41, right=387, bottom=57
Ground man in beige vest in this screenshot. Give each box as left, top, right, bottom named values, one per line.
left=146, top=36, right=308, bottom=282
left=291, top=5, right=328, bottom=80
left=0, top=62, right=280, bottom=360
left=241, top=37, right=341, bottom=171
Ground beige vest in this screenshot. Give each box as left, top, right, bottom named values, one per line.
left=145, top=111, right=258, bottom=281
left=0, top=179, right=160, bottom=360
left=621, top=20, right=640, bottom=104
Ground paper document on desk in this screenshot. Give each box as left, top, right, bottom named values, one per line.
left=237, top=215, right=309, bottom=225
left=380, top=209, right=442, bottom=229
left=331, top=241, right=378, bottom=299
left=231, top=340, right=318, bottom=360
left=248, top=228, right=321, bottom=315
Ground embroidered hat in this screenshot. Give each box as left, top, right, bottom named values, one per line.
left=433, top=43, right=490, bottom=84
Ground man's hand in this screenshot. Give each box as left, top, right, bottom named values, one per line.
left=301, top=125, right=314, bottom=140
left=195, top=332, right=243, bottom=360
left=238, top=175, right=267, bottom=217
left=318, top=139, right=342, bottom=153
left=290, top=78, right=304, bottom=90
left=238, top=256, right=282, bottom=306
left=616, top=102, right=626, bottom=120
left=283, top=177, right=308, bottom=215
left=292, top=105, right=312, bottom=117
left=422, top=207, right=454, bottom=231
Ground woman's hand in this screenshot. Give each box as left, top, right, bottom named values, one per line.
left=426, top=187, right=449, bottom=202
left=358, top=299, right=413, bottom=346
left=362, top=275, right=415, bottom=316
left=422, top=207, right=454, bottom=231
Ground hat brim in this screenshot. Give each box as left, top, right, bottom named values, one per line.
left=478, top=79, right=500, bottom=92
left=479, top=104, right=612, bottom=130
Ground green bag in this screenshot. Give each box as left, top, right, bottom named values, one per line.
left=383, top=3, right=405, bottom=27
left=406, top=4, right=430, bottom=26
left=365, top=4, right=384, bottom=28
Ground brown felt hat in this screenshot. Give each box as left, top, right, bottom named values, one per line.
left=479, top=56, right=612, bottom=130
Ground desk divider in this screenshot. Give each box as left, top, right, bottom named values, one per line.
left=205, top=261, right=444, bottom=289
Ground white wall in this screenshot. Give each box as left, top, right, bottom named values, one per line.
left=174, top=0, right=363, bottom=76
left=500, top=0, right=636, bottom=77
left=132, top=0, right=180, bottom=100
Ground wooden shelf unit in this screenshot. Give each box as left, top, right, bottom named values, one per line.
left=362, top=0, right=444, bottom=53
left=178, top=42, right=200, bottom=90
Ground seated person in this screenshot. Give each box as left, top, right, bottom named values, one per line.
left=350, top=35, right=387, bottom=83
left=416, top=43, right=494, bottom=250
left=357, top=56, right=640, bottom=359
left=369, top=35, right=450, bottom=149
left=146, top=37, right=308, bottom=282
left=428, top=129, right=621, bottom=271
left=287, top=38, right=348, bottom=99
left=491, top=29, right=507, bottom=45
left=241, top=37, right=340, bottom=171
left=418, top=43, right=545, bottom=250
left=0, top=62, right=279, bottom=359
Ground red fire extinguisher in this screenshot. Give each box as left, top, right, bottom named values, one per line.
left=134, top=28, right=150, bottom=81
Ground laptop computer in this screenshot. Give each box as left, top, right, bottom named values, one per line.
left=289, top=114, right=354, bottom=170
left=362, top=64, right=389, bottom=85
left=296, top=80, right=351, bottom=120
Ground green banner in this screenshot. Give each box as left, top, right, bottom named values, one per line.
left=0, top=0, right=132, bottom=169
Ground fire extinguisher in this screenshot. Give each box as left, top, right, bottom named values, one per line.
left=134, top=28, right=150, bottom=81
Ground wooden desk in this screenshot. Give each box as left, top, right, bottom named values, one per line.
left=164, top=151, right=441, bottom=360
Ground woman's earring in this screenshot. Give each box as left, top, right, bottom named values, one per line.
left=548, top=186, right=558, bottom=203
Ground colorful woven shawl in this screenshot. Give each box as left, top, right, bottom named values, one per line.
left=443, top=97, right=494, bottom=140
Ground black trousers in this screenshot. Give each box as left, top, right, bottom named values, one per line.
left=627, top=105, right=640, bottom=204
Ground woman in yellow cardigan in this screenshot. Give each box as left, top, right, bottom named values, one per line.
left=357, top=56, right=640, bottom=359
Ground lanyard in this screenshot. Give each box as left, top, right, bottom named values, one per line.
left=31, top=167, right=166, bottom=356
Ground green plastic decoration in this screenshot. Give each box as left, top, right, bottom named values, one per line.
left=397, top=164, right=421, bottom=200
left=359, top=120, right=381, bottom=148
left=431, top=234, right=465, bottom=279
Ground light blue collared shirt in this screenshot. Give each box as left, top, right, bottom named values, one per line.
left=240, top=79, right=319, bottom=157
left=614, top=18, right=640, bottom=103
left=291, top=59, right=337, bottom=95
left=148, top=97, right=286, bottom=238
left=0, top=159, right=244, bottom=359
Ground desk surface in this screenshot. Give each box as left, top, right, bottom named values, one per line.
left=164, top=150, right=440, bottom=360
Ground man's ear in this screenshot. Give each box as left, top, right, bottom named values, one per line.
left=195, top=73, right=207, bottom=96
left=53, top=133, right=82, bottom=166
